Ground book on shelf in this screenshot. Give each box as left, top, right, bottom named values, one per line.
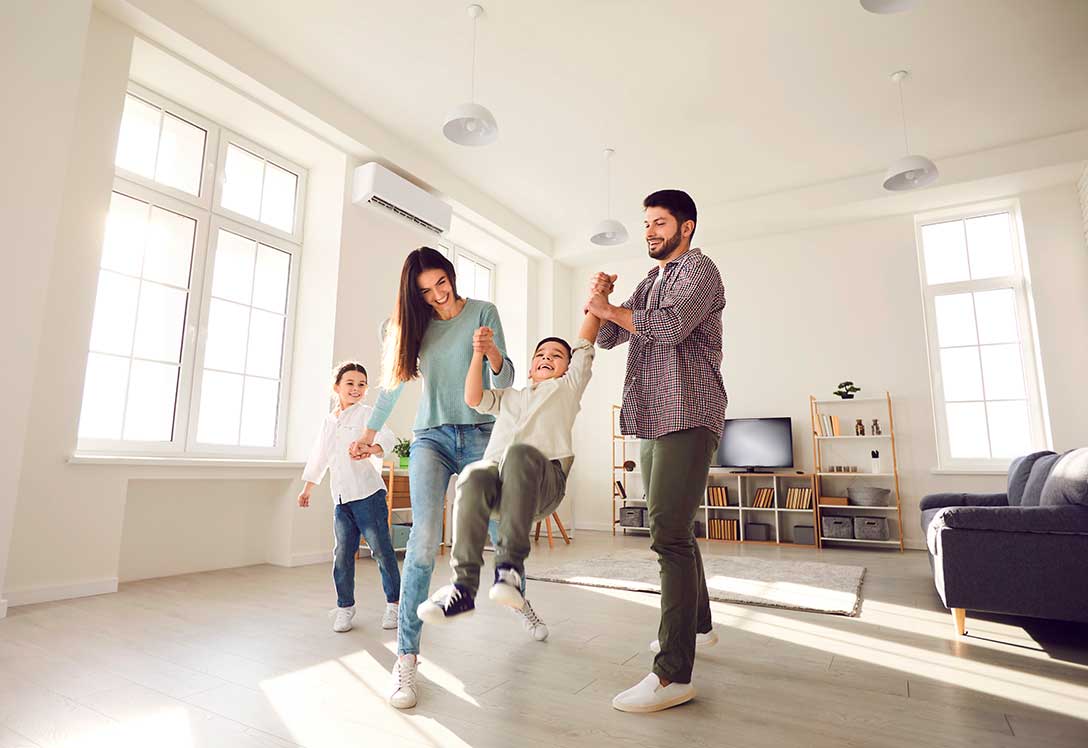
left=707, top=518, right=739, bottom=540
left=752, top=487, right=774, bottom=508
left=817, top=414, right=843, bottom=437
left=705, top=485, right=729, bottom=507
left=819, top=495, right=849, bottom=506
left=615, top=480, right=627, bottom=499
left=784, top=487, right=813, bottom=509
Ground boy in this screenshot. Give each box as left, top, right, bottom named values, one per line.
left=416, top=306, right=604, bottom=624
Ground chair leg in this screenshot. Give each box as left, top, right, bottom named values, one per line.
left=533, top=521, right=541, bottom=542
left=545, top=517, right=554, bottom=548
left=951, top=607, right=966, bottom=636
left=552, top=512, right=571, bottom=544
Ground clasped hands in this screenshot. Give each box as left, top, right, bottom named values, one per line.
left=348, top=428, right=383, bottom=461
left=585, top=272, right=617, bottom=317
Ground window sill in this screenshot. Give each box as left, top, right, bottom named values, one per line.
left=69, top=454, right=306, bottom=470
left=931, top=468, right=1008, bottom=476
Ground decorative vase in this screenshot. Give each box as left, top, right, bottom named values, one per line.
left=855, top=419, right=866, bottom=436
left=871, top=457, right=881, bottom=473
left=399, top=456, right=409, bottom=469
left=841, top=394, right=854, bottom=399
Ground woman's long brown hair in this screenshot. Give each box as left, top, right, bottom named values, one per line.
left=381, top=247, right=459, bottom=389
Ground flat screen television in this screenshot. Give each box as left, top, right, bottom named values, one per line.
left=714, top=417, right=794, bottom=472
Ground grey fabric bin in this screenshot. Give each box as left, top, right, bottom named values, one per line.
left=620, top=506, right=646, bottom=527
left=848, top=485, right=891, bottom=506
left=821, top=516, right=853, bottom=539
left=854, top=516, right=890, bottom=540
left=794, top=525, right=816, bottom=545
left=745, top=523, right=772, bottom=541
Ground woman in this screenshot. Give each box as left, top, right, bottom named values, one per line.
left=351, top=247, right=545, bottom=710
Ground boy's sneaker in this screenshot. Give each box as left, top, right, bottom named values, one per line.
left=416, top=584, right=475, bottom=625
left=331, top=606, right=355, bottom=633
left=650, top=628, right=718, bottom=653
left=381, top=602, right=399, bottom=630
left=513, top=599, right=549, bottom=642
left=488, top=565, right=526, bottom=610
left=389, top=654, right=418, bottom=709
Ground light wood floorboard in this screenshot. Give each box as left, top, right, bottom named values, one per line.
left=1, top=531, right=1085, bottom=747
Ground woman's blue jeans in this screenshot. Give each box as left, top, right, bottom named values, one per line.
left=399, top=422, right=494, bottom=655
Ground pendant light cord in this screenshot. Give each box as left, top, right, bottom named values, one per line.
left=470, top=13, right=478, bottom=103
left=897, top=78, right=911, bottom=154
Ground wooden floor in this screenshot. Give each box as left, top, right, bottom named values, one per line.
left=1, top=532, right=1086, bottom=748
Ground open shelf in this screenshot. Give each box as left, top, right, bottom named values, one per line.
left=820, top=536, right=900, bottom=546
left=818, top=472, right=895, bottom=477
left=818, top=505, right=898, bottom=512
left=816, top=435, right=891, bottom=441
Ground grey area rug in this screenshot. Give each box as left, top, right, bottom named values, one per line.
left=528, top=549, right=866, bottom=616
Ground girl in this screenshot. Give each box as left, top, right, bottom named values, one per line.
left=299, top=362, right=400, bottom=634
left=349, top=247, right=545, bottom=710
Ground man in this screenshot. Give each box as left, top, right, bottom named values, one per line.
left=586, top=189, right=727, bottom=713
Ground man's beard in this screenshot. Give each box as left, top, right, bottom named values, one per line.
left=648, top=228, right=683, bottom=260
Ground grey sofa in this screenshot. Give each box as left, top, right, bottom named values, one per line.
left=920, top=448, right=1088, bottom=635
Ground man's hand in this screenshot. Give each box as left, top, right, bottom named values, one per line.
left=585, top=293, right=612, bottom=319
left=590, top=272, right=617, bottom=297
left=473, top=326, right=498, bottom=358
left=297, top=490, right=311, bottom=508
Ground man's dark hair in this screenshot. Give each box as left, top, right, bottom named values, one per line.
left=643, top=189, right=697, bottom=239
left=534, top=336, right=572, bottom=359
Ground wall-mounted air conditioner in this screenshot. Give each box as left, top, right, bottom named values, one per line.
left=351, top=162, right=452, bottom=235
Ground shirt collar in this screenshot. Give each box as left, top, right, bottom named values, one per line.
left=644, top=247, right=702, bottom=279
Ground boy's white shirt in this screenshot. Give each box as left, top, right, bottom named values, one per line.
left=302, top=401, right=396, bottom=505
left=473, top=338, right=595, bottom=467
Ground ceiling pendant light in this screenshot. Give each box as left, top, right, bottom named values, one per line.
left=443, top=4, right=498, bottom=147
left=883, top=70, right=938, bottom=192
left=590, top=148, right=628, bottom=246
left=860, top=0, right=918, bottom=13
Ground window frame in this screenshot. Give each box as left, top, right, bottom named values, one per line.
left=915, top=199, right=1051, bottom=471
left=212, top=130, right=308, bottom=244
left=445, top=244, right=496, bottom=303
left=77, top=85, right=305, bottom=459
left=185, top=215, right=301, bottom=457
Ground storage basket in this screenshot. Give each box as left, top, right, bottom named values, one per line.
left=848, top=485, right=892, bottom=506
left=821, top=516, right=854, bottom=539
left=853, top=516, right=890, bottom=541
left=620, top=506, right=646, bottom=528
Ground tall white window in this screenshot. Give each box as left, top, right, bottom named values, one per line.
left=453, top=249, right=494, bottom=302
left=916, top=202, right=1050, bottom=470
left=77, top=85, right=305, bottom=456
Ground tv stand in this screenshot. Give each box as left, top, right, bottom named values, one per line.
left=730, top=468, right=774, bottom=474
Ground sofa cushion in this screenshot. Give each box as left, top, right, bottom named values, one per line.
left=1041, top=448, right=1088, bottom=507
left=1019, top=452, right=1062, bottom=507
left=1008, top=451, right=1056, bottom=506
left=936, top=504, right=1088, bottom=534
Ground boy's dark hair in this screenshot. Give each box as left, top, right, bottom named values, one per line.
left=534, top=337, right=572, bottom=359
left=334, top=361, right=367, bottom=385
left=643, top=189, right=697, bottom=239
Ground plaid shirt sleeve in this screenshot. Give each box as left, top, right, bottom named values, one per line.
left=632, top=259, right=723, bottom=345
left=596, top=290, right=638, bottom=350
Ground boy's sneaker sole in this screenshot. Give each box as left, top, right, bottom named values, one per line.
left=416, top=600, right=475, bottom=626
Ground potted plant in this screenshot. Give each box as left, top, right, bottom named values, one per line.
left=833, top=381, right=861, bottom=399
left=393, top=438, right=411, bottom=469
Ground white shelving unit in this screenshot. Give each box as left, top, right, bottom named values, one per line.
left=701, top=471, right=818, bottom=546
left=810, top=392, right=905, bottom=551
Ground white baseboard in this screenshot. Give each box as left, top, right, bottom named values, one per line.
left=5, top=578, right=118, bottom=607
left=574, top=522, right=617, bottom=533
left=0, top=598, right=7, bottom=619
left=289, top=551, right=333, bottom=567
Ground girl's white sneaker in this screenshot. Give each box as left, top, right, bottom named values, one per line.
left=381, top=602, right=399, bottom=630
left=331, top=606, right=355, bottom=633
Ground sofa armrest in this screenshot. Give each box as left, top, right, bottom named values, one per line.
left=919, top=492, right=1008, bottom=511
left=936, top=505, right=1088, bottom=534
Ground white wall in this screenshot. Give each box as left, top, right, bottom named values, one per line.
left=0, top=0, right=95, bottom=617
left=564, top=183, right=1088, bottom=549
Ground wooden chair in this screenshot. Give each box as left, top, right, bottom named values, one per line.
left=533, top=512, right=571, bottom=548
left=360, top=460, right=446, bottom=557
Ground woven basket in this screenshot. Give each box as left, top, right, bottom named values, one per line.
left=848, top=485, right=891, bottom=507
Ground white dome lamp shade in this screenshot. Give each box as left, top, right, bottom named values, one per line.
left=590, top=148, right=629, bottom=246
left=860, top=0, right=918, bottom=13
left=444, top=5, right=498, bottom=147
left=883, top=70, right=939, bottom=192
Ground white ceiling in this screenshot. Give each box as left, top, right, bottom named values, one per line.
left=189, top=0, right=1088, bottom=253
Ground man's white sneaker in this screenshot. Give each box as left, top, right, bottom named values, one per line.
left=381, top=602, right=399, bottom=630
left=331, top=606, right=355, bottom=633
left=612, top=673, right=695, bottom=713
left=513, top=599, right=549, bottom=641
left=389, top=654, right=418, bottom=709
left=650, top=628, right=718, bottom=654
left=488, top=565, right=526, bottom=609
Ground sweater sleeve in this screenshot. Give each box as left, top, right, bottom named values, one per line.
left=367, top=382, right=405, bottom=431
left=482, top=302, right=516, bottom=388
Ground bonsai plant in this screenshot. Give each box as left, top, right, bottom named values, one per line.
left=833, top=381, right=861, bottom=399
left=393, top=438, right=411, bottom=469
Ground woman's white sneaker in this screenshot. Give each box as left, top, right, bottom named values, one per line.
left=650, top=628, right=718, bottom=653
left=389, top=654, right=418, bottom=709
left=612, top=673, right=695, bottom=713
left=381, top=602, right=399, bottom=630
left=331, top=606, right=355, bottom=633
left=513, top=599, right=549, bottom=641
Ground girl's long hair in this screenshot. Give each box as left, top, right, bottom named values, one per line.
left=381, top=247, right=459, bottom=389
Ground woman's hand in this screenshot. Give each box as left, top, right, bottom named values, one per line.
left=349, top=428, right=378, bottom=460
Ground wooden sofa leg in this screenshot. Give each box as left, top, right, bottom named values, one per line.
left=951, top=607, right=966, bottom=636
